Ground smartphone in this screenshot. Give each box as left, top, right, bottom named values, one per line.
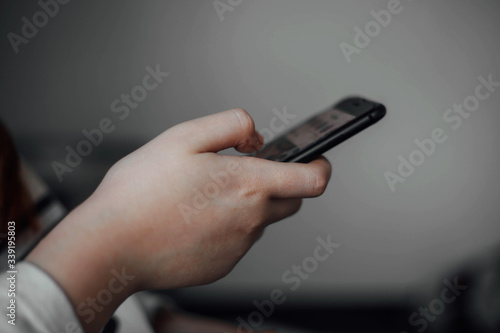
left=253, top=97, right=386, bottom=163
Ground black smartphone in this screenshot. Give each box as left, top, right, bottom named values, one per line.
left=253, top=97, right=386, bottom=163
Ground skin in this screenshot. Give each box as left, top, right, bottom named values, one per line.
left=27, top=108, right=332, bottom=332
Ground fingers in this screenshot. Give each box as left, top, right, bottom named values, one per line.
left=265, top=198, right=303, bottom=225
left=172, top=108, right=263, bottom=154
left=249, top=156, right=332, bottom=199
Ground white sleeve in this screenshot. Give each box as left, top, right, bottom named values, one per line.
left=0, top=261, right=84, bottom=333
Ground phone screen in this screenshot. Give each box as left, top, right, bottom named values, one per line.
left=255, top=107, right=357, bottom=162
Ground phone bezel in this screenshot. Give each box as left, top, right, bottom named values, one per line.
left=276, top=97, right=386, bottom=163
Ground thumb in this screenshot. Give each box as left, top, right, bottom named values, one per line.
left=175, top=108, right=263, bottom=153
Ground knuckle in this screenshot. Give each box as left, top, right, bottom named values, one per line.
left=236, top=159, right=267, bottom=199
left=233, top=178, right=267, bottom=234
left=236, top=177, right=265, bottom=204
left=231, top=108, right=255, bottom=134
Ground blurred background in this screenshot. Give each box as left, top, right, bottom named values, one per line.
left=1, top=0, right=499, bottom=332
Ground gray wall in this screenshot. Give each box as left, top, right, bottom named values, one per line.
left=1, top=0, right=499, bottom=301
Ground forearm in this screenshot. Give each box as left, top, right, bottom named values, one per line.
left=26, top=195, right=138, bottom=332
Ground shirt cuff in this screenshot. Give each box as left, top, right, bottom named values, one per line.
left=2, top=261, right=83, bottom=333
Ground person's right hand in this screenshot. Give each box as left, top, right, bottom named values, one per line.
left=28, top=108, right=331, bottom=332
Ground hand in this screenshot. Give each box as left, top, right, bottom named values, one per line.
left=27, top=108, right=331, bottom=332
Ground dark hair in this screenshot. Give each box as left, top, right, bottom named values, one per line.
left=0, top=120, right=38, bottom=239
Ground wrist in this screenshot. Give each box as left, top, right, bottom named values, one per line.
left=26, top=194, right=139, bottom=332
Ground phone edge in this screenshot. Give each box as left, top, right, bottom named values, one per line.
left=288, top=104, right=387, bottom=163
